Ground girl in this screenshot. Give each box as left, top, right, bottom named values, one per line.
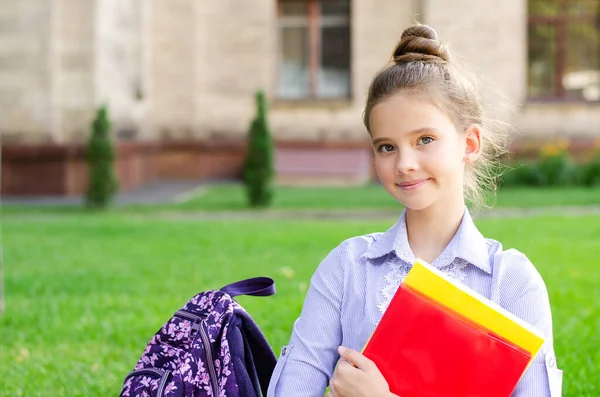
left=267, top=25, right=562, bottom=397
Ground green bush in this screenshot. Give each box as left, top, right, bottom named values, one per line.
left=499, top=145, right=600, bottom=188
left=536, top=151, right=580, bottom=186
left=581, top=151, right=600, bottom=187
left=500, top=163, right=545, bottom=187
left=85, top=106, right=118, bottom=208
left=244, top=91, right=274, bottom=208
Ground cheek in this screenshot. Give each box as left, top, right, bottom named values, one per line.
left=427, top=142, right=464, bottom=169
left=373, top=157, right=395, bottom=180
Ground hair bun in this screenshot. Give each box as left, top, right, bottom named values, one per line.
left=393, top=25, right=450, bottom=63
left=401, top=25, right=438, bottom=41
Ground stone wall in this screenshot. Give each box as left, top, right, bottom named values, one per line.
left=513, top=102, right=600, bottom=139
left=0, top=0, right=148, bottom=144
left=426, top=0, right=527, bottom=110
left=2, top=0, right=597, bottom=145
left=268, top=0, right=417, bottom=142
left=0, top=0, right=54, bottom=142
left=148, top=0, right=418, bottom=141
left=425, top=0, right=599, bottom=139
left=150, top=0, right=195, bottom=139
left=1, top=0, right=598, bottom=196
left=57, top=0, right=96, bottom=142
left=95, top=0, right=147, bottom=141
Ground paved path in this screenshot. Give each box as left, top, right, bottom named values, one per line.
left=1, top=181, right=205, bottom=206
left=8, top=205, right=599, bottom=224
left=145, top=205, right=600, bottom=221
left=3, top=181, right=600, bottom=221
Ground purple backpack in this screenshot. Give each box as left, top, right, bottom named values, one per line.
left=120, top=277, right=277, bottom=397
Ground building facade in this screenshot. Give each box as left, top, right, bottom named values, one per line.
left=2, top=0, right=598, bottom=195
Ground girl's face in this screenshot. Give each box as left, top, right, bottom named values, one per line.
left=369, top=92, right=480, bottom=211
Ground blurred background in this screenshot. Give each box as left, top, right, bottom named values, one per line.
left=1, top=1, right=599, bottom=396
left=1, top=0, right=598, bottom=197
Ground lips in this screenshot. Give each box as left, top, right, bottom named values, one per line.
left=396, top=178, right=429, bottom=190
left=398, top=178, right=428, bottom=187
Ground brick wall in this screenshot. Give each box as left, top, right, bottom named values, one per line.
left=1, top=140, right=374, bottom=196
left=2, top=143, right=158, bottom=196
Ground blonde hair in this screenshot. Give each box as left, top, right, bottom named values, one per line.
left=363, top=25, right=511, bottom=209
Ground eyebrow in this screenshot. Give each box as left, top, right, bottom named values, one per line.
left=371, top=127, right=439, bottom=146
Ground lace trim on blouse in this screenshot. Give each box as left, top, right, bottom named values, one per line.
left=378, top=258, right=469, bottom=314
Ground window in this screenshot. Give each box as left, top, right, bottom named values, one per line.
left=277, top=0, right=351, bottom=100
left=528, top=0, right=600, bottom=101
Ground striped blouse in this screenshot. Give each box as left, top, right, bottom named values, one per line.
left=267, top=208, right=563, bottom=397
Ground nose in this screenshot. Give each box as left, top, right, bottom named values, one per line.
left=395, top=149, right=418, bottom=174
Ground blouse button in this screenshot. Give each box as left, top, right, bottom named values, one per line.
left=281, top=346, right=288, bottom=356
left=546, top=355, right=556, bottom=368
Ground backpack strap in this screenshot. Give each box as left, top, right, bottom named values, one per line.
left=220, top=277, right=276, bottom=298
left=236, top=310, right=278, bottom=396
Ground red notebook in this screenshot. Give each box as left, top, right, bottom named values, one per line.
left=361, top=260, right=543, bottom=397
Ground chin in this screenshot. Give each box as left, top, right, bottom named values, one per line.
left=401, top=201, right=433, bottom=212
left=385, top=189, right=429, bottom=211
left=386, top=182, right=442, bottom=212
left=393, top=195, right=433, bottom=211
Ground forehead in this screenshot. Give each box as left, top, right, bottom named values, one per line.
left=369, top=92, right=456, bottom=137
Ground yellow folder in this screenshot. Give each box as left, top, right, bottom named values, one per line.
left=404, top=259, right=545, bottom=357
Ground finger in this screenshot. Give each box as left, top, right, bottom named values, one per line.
left=334, top=357, right=346, bottom=368
left=328, top=379, right=338, bottom=397
left=334, top=359, right=355, bottom=379
left=338, top=346, right=375, bottom=371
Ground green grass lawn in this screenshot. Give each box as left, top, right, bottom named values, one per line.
left=176, top=184, right=600, bottom=211
left=2, top=185, right=599, bottom=215
left=1, top=213, right=598, bottom=396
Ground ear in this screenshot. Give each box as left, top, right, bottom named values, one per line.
left=463, top=124, right=482, bottom=163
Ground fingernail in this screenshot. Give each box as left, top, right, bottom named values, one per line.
left=338, top=346, right=347, bottom=354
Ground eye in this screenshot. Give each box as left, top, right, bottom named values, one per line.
left=377, top=144, right=395, bottom=153
left=417, top=136, right=434, bottom=145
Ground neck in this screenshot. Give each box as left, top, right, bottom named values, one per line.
left=405, top=194, right=466, bottom=264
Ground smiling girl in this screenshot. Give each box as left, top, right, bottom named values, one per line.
left=267, top=25, right=562, bottom=397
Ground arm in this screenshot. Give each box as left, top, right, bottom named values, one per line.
left=267, top=245, right=346, bottom=397
left=499, top=254, right=562, bottom=397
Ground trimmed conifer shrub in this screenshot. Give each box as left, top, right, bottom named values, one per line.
left=244, top=91, right=274, bottom=208
left=85, top=106, right=118, bottom=208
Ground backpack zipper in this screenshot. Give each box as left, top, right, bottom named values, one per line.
left=198, top=323, right=219, bottom=396
left=175, top=310, right=219, bottom=396
left=175, top=310, right=202, bottom=323
left=156, top=369, right=171, bottom=396
left=124, top=368, right=172, bottom=396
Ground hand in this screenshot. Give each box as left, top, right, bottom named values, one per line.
left=326, top=346, right=395, bottom=397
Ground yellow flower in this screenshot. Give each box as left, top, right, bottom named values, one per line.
left=556, top=138, right=570, bottom=151
left=540, top=138, right=570, bottom=158
left=540, top=143, right=558, bottom=158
